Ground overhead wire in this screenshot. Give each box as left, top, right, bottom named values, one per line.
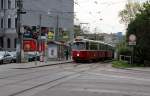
left=75, top=0, right=127, bottom=33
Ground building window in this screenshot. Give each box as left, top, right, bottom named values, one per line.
left=0, top=37, right=3, bottom=49
left=7, top=38, right=11, bottom=48
left=1, top=18, right=3, bottom=28
left=8, top=0, right=11, bottom=9
left=14, top=38, right=17, bottom=48
left=15, top=18, right=17, bottom=28
left=15, top=0, right=17, bottom=8
left=8, top=18, right=11, bottom=28
left=1, top=0, right=4, bottom=9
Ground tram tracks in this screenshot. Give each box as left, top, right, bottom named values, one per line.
left=4, top=63, right=101, bottom=96
left=0, top=70, right=64, bottom=87
left=0, top=64, right=73, bottom=88
left=9, top=72, right=81, bottom=96
left=0, top=64, right=69, bottom=79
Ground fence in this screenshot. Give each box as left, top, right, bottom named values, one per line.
left=119, top=55, right=132, bottom=64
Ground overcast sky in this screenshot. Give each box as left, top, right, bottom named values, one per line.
left=74, top=0, right=130, bottom=34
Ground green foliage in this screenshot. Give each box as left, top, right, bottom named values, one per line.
left=119, top=2, right=142, bottom=25
left=112, top=60, right=132, bottom=68
left=116, top=39, right=132, bottom=56
left=118, top=47, right=132, bottom=56
left=112, top=60, right=145, bottom=68
left=127, top=1, right=150, bottom=63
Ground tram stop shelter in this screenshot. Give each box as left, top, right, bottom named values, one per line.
left=47, top=41, right=69, bottom=60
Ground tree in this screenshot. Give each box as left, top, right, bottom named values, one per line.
left=127, top=1, right=150, bottom=64
left=119, top=2, right=142, bottom=26
left=116, top=36, right=132, bottom=56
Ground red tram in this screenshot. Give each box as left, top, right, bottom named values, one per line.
left=72, top=38, right=114, bottom=62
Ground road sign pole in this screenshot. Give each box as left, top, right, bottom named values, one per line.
left=131, top=45, right=134, bottom=64
left=128, top=34, right=136, bottom=64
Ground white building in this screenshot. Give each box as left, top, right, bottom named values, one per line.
left=0, top=0, right=74, bottom=51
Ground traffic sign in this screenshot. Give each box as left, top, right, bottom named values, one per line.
left=129, top=34, right=136, bottom=42
left=128, top=42, right=136, bottom=45
left=128, top=34, right=136, bottom=45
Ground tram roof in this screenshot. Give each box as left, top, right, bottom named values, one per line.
left=73, top=38, right=113, bottom=47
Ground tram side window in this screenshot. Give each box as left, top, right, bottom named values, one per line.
left=109, top=46, right=111, bottom=51
left=108, top=46, right=111, bottom=51
left=99, top=44, right=102, bottom=50
left=104, top=45, right=107, bottom=51
left=105, top=45, right=108, bottom=51
left=86, top=42, right=89, bottom=50
left=107, top=46, right=110, bottom=51
left=110, top=46, right=113, bottom=51
left=72, top=42, right=85, bottom=50
left=101, top=44, right=103, bottom=50
left=90, top=42, right=98, bottom=50
left=101, top=44, right=105, bottom=50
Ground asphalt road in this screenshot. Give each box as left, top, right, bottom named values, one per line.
left=0, top=62, right=150, bottom=96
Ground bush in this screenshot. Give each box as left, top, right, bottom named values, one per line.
left=118, top=47, right=132, bottom=56
left=112, top=60, right=133, bottom=68
left=112, top=60, right=146, bottom=68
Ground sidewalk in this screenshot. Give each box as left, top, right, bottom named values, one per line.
left=126, top=67, right=150, bottom=72
left=0, top=59, right=73, bottom=69
left=1, top=60, right=150, bottom=72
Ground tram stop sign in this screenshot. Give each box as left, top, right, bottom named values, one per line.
left=128, top=34, right=136, bottom=45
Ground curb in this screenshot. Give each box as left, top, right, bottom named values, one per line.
left=114, top=67, right=150, bottom=72
left=126, top=68, right=150, bottom=72
left=13, top=61, right=73, bottom=69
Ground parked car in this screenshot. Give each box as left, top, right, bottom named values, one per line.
left=8, top=51, right=17, bottom=63
left=25, top=53, right=40, bottom=62
left=0, top=51, right=13, bottom=64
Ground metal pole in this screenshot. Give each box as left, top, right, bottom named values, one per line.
left=35, top=39, right=38, bottom=65
left=38, top=14, right=42, bottom=62
left=16, top=0, right=23, bottom=63
left=39, top=14, right=42, bottom=37
left=55, top=15, right=59, bottom=41
left=132, top=46, right=134, bottom=64
left=37, top=14, right=42, bottom=50
left=35, top=14, right=41, bottom=64
left=3, top=0, right=6, bottom=51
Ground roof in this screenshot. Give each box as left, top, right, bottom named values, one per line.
left=73, top=38, right=114, bottom=47
left=47, top=41, right=69, bottom=46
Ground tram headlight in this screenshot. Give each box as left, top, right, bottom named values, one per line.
left=77, top=53, right=79, bottom=56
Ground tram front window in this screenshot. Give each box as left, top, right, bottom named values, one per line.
left=72, top=42, right=85, bottom=50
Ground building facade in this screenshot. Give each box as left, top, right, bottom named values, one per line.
left=0, top=0, right=74, bottom=51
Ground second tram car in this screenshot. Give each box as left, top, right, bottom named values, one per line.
left=72, top=38, right=114, bottom=62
